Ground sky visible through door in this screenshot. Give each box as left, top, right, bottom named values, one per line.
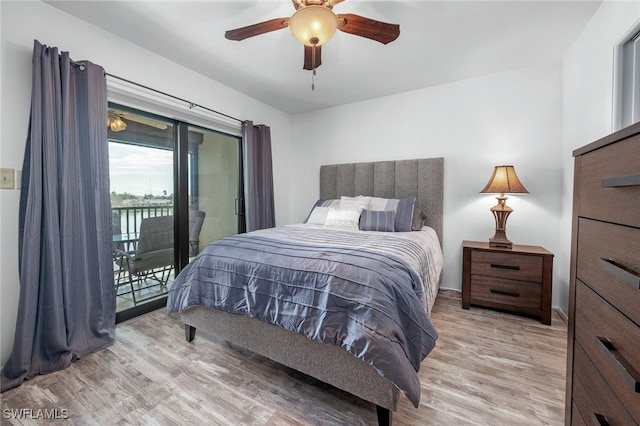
left=108, top=142, right=173, bottom=197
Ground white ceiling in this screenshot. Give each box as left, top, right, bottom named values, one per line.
left=46, top=0, right=601, bottom=115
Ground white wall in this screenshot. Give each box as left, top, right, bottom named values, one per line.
left=289, top=62, right=565, bottom=301
left=557, top=1, right=639, bottom=314
left=2, top=0, right=637, bottom=369
left=0, top=1, right=292, bottom=366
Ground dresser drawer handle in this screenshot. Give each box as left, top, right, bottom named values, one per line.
left=598, top=258, right=640, bottom=290
left=490, top=263, right=520, bottom=271
left=596, top=336, right=640, bottom=394
left=601, top=173, right=640, bottom=187
left=490, top=289, right=520, bottom=298
left=591, top=413, right=610, bottom=426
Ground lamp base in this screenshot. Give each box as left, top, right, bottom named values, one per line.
left=489, top=230, right=513, bottom=249
left=489, top=194, right=514, bottom=249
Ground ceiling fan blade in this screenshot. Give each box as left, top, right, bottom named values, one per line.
left=225, top=18, right=289, bottom=41
left=303, top=45, right=322, bottom=70
left=337, top=14, right=400, bottom=44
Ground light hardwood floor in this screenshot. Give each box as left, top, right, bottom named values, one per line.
left=0, top=290, right=567, bottom=425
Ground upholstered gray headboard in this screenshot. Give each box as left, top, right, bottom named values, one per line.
left=319, top=157, right=444, bottom=244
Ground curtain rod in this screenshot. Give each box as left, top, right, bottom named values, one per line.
left=104, top=72, right=243, bottom=124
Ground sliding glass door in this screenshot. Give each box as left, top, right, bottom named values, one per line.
left=187, top=126, right=241, bottom=256
left=108, top=104, right=241, bottom=321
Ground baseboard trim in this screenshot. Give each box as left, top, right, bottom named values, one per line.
left=554, top=307, right=568, bottom=325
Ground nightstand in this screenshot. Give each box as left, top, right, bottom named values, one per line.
left=462, top=240, right=553, bottom=325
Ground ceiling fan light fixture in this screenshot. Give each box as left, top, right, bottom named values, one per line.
left=108, top=115, right=127, bottom=132
left=289, top=5, right=338, bottom=46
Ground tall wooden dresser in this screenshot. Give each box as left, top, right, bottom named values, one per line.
left=565, top=121, right=640, bottom=425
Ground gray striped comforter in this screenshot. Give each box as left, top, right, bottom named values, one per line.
left=167, top=224, right=442, bottom=407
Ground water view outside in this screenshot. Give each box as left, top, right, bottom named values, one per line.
left=109, top=142, right=174, bottom=234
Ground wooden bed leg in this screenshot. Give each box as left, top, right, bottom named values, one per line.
left=185, top=324, right=196, bottom=342
left=376, top=406, right=392, bottom=426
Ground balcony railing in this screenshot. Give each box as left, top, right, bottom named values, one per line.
left=112, top=205, right=173, bottom=236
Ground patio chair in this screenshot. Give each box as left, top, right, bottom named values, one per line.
left=112, top=211, right=123, bottom=250
left=114, top=215, right=174, bottom=304
left=189, top=210, right=206, bottom=257
left=112, top=211, right=126, bottom=286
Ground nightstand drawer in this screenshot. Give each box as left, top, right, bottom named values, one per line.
left=572, top=343, right=637, bottom=426
left=471, top=250, right=543, bottom=282
left=577, top=134, right=640, bottom=227
left=575, top=281, right=640, bottom=424
left=577, top=218, right=640, bottom=325
left=469, top=275, right=542, bottom=311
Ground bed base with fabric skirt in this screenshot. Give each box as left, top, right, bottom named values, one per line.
left=180, top=157, right=444, bottom=425
left=183, top=308, right=398, bottom=425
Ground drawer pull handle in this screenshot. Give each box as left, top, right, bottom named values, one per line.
left=596, top=336, right=640, bottom=394
left=598, top=258, right=640, bottom=290
left=490, top=263, right=520, bottom=271
left=601, top=173, right=640, bottom=187
left=591, top=413, right=609, bottom=426
left=490, top=289, right=520, bottom=298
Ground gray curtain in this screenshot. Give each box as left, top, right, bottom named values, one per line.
left=1, top=40, right=115, bottom=392
left=242, top=121, right=275, bottom=231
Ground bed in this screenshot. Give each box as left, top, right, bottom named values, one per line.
left=167, top=157, right=444, bottom=425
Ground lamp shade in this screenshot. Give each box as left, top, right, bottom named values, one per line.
left=480, top=165, right=529, bottom=194
left=289, top=5, right=339, bottom=46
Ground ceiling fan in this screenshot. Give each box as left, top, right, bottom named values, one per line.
left=225, top=0, right=400, bottom=73
left=107, top=109, right=168, bottom=133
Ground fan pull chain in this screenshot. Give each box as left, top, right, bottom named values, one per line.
left=312, top=45, right=316, bottom=91
left=310, top=37, right=319, bottom=91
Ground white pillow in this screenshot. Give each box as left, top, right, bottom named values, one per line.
left=340, top=195, right=371, bottom=211
left=306, top=206, right=330, bottom=225
left=368, top=196, right=391, bottom=211
left=324, top=207, right=361, bottom=229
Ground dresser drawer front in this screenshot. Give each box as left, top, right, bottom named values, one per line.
left=577, top=218, right=640, bottom=325
left=570, top=402, right=589, bottom=426
left=570, top=402, right=588, bottom=426
left=577, top=134, right=640, bottom=227
left=470, top=250, right=543, bottom=282
left=575, top=281, right=640, bottom=424
left=572, top=343, right=637, bottom=426
left=469, top=275, right=542, bottom=311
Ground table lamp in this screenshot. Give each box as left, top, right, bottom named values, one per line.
left=480, top=165, right=529, bottom=249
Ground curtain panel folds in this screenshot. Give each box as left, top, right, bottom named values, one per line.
left=242, top=121, right=275, bottom=232
left=1, top=40, right=115, bottom=392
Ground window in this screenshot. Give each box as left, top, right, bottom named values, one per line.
left=613, top=21, right=640, bottom=131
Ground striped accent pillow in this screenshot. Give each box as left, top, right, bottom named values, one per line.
left=304, top=199, right=340, bottom=223
left=359, top=209, right=396, bottom=232
left=394, top=197, right=416, bottom=232
left=368, top=196, right=416, bottom=232
left=306, top=206, right=330, bottom=225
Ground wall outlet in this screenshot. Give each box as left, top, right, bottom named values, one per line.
left=1, top=168, right=15, bottom=189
